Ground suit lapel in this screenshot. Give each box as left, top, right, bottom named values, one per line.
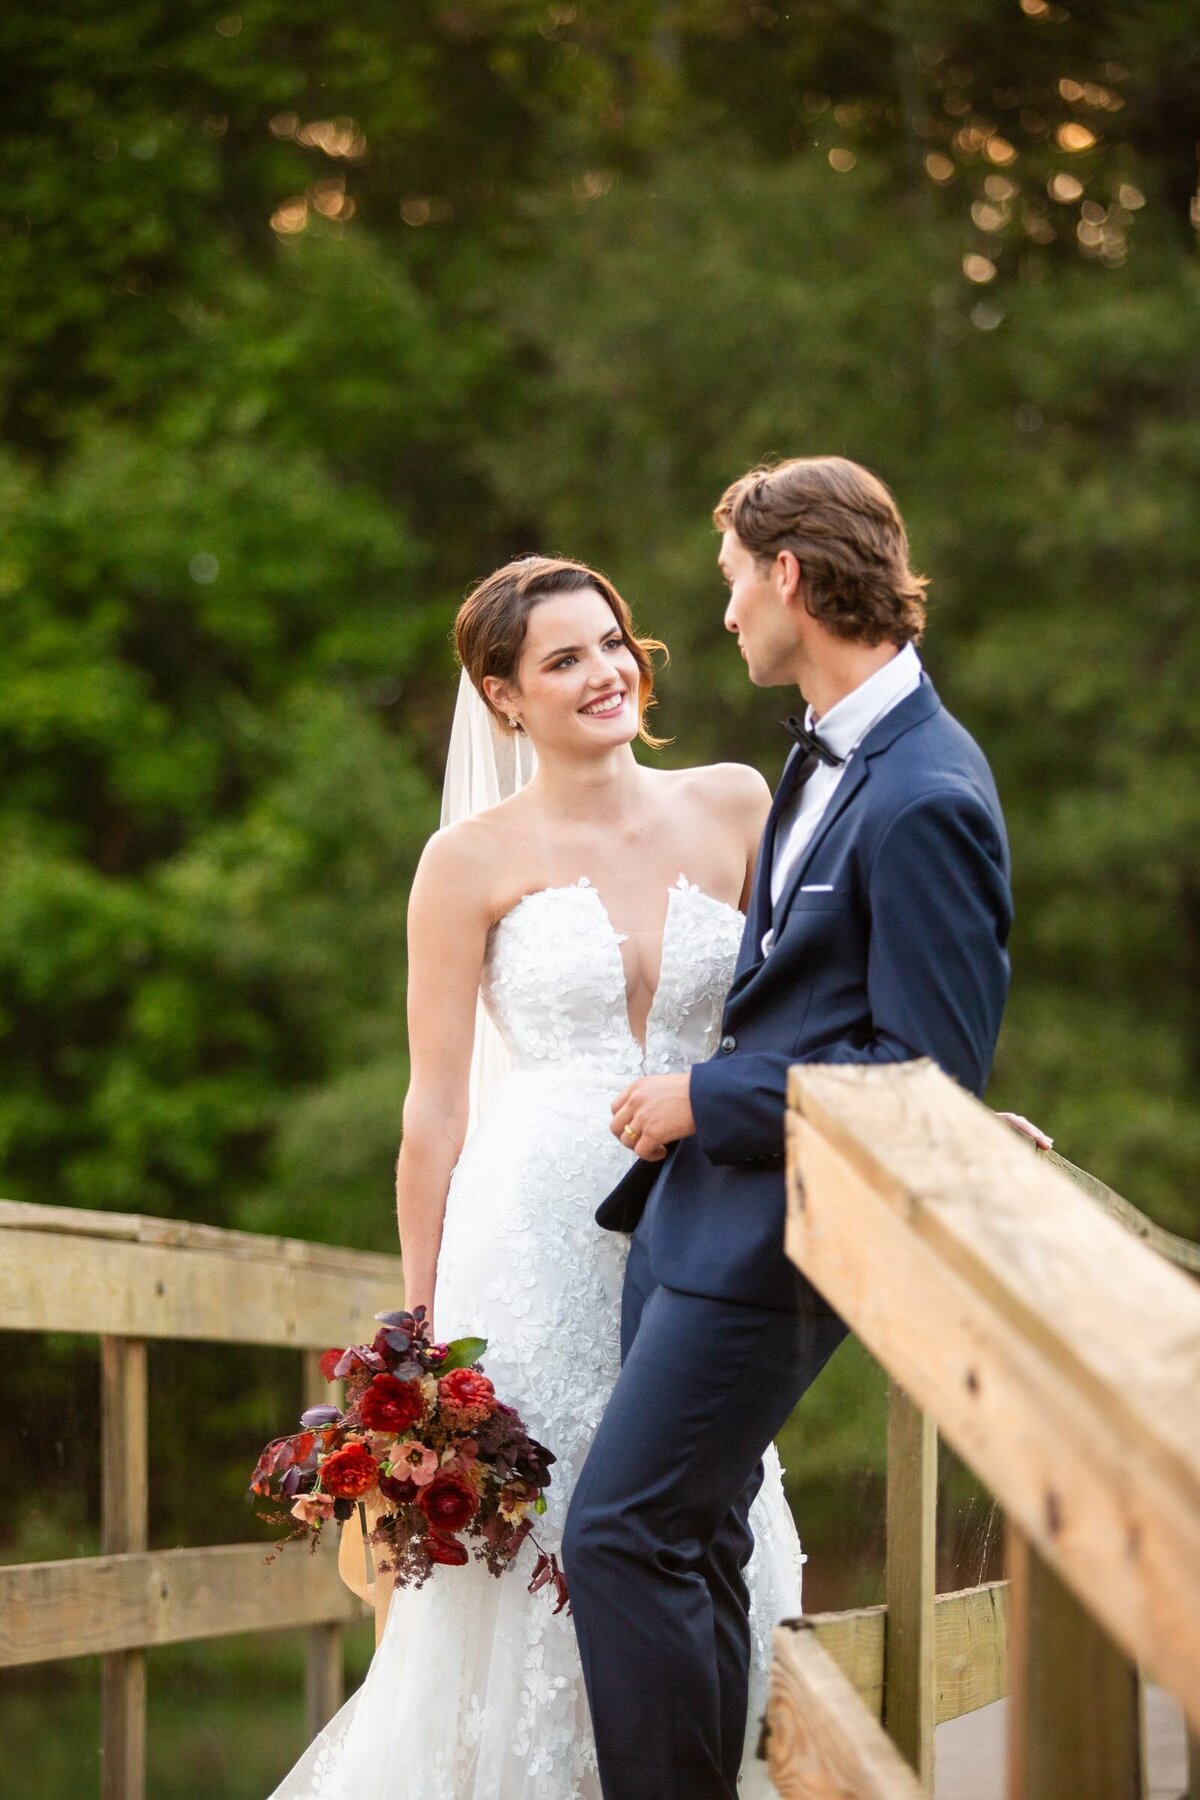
left=726, top=678, right=944, bottom=1010
left=771, top=676, right=942, bottom=925
left=770, top=756, right=869, bottom=922
left=731, top=744, right=805, bottom=990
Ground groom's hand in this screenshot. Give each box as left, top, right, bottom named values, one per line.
left=610, top=1073, right=696, bottom=1162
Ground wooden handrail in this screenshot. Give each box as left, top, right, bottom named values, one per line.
left=0, top=1198, right=401, bottom=1347
left=1043, top=1151, right=1200, bottom=1280
left=768, top=1059, right=1200, bottom=1798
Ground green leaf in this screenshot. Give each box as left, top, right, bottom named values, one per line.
left=436, top=1335, right=488, bottom=1373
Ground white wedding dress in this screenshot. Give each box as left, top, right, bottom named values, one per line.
left=270, top=874, right=804, bottom=1800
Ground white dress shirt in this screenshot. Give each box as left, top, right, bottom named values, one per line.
left=763, top=643, right=923, bottom=954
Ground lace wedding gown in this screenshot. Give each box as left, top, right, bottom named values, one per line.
left=270, top=876, right=804, bottom=1800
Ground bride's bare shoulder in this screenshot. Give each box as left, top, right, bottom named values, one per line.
left=661, top=760, right=772, bottom=823
left=413, top=797, right=531, bottom=915
left=412, top=812, right=505, bottom=909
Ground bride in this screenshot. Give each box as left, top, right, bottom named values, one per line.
left=269, top=554, right=807, bottom=1799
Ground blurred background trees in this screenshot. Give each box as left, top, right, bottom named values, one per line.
left=1, top=1, right=1198, bottom=1788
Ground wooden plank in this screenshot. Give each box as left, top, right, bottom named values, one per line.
left=0, top=1226, right=402, bottom=1346
left=0, top=1198, right=402, bottom=1276
left=809, top=1605, right=886, bottom=1719
left=0, top=1541, right=367, bottom=1667
left=808, top=1581, right=1008, bottom=1726
left=884, top=1380, right=936, bottom=1783
left=101, top=1337, right=148, bottom=1800
left=788, top=1063, right=1200, bottom=1490
left=302, top=1349, right=344, bottom=1731
left=932, top=1581, right=1008, bottom=1725
left=786, top=1062, right=1200, bottom=1735
left=765, top=1620, right=926, bottom=1799
left=1046, top=1152, right=1200, bottom=1280
left=1007, top=1524, right=1145, bottom=1800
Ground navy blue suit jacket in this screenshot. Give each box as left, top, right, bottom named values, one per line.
left=595, top=676, right=1012, bottom=1312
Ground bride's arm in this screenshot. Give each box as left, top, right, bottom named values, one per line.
left=395, top=827, right=492, bottom=1330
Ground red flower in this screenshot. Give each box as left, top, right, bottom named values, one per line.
left=416, top=1472, right=479, bottom=1534
left=425, top=1531, right=469, bottom=1566
left=360, top=1374, right=425, bottom=1434
left=320, top=1442, right=379, bottom=1499
left=437, top=1368, right=496, bottom=1428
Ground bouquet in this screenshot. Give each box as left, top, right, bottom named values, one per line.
left=250, top=1306, right=567, bottom=1605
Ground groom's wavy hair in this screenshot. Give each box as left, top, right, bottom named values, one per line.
left=714, top=457, right=927, bottom=646
left=455, top=556, right=668, bottom=748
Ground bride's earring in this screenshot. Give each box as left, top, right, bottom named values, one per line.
left=508, top=716, right=522, bottom=732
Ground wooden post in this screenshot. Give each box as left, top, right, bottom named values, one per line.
left=100, top=1336, right=148, bottom=1800
left=1006, top=1524, right=1145, bottom=1800
left=884, top=1380, right=936, bottom=1787
left=305, top=1621, right=344, bottom=1735
left=303, top=1348, right=344, bottom=1734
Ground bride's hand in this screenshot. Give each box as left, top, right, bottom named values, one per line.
left=611, top=1073, right=696, bottom=1162
left=996, top=1111, right=1053, bottom=1151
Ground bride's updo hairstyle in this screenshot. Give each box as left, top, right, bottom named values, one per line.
left=455, top=555, right=667, bottom=748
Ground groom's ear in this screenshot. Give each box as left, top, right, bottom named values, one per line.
left=775, top=548, right=806, bottom=609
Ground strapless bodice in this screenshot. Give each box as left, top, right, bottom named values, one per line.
left=480, top=875, right=744, bottom=1082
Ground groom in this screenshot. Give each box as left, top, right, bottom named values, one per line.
left=562, top=456, right=1012, bottom=1798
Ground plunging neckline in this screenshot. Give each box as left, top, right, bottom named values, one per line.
left=495, top=875, right=742, bottom=1060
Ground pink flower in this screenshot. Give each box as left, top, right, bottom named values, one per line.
left=290, top=1493, right=335, bottom=1526
left=390, top=1439, right=439, bottom=1487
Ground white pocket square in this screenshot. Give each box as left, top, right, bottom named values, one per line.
left=800, top=883, right=834, bottom=893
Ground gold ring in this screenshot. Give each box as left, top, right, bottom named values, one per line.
left=623, top=1124, right=640, bottom=1144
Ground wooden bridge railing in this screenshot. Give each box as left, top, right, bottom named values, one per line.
left=765, top=1060, right=1200, bottom=1800
left=0, top=1200, right=403, bottom=1800
left=6, top=1079, right=1199, bottom=1800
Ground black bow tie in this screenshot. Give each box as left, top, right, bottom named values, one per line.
left=781, top=716, right=844, bottom=768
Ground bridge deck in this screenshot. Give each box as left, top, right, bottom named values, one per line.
left=935, top=1686, right=1189, bottom=1799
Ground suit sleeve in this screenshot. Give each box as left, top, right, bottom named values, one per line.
left=690, top=785, right=1012, bottom=1166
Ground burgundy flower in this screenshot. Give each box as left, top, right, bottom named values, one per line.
left=437, top=1368, right=496, bottom=1428
left=514, top=1436, right=556, bottom=1486
left=416, top=1472, right=479, bottom=1534
left=359, top=1373, right=426, bottom=1434
left=425, top=1531, right=469, bottom=1566
left=320, top=1442, right=379, bottom=1499
left=378, top=1472, right=418, bottom=1506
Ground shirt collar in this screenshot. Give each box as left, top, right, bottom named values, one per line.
left=804, top=642, right=923, bottom=761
